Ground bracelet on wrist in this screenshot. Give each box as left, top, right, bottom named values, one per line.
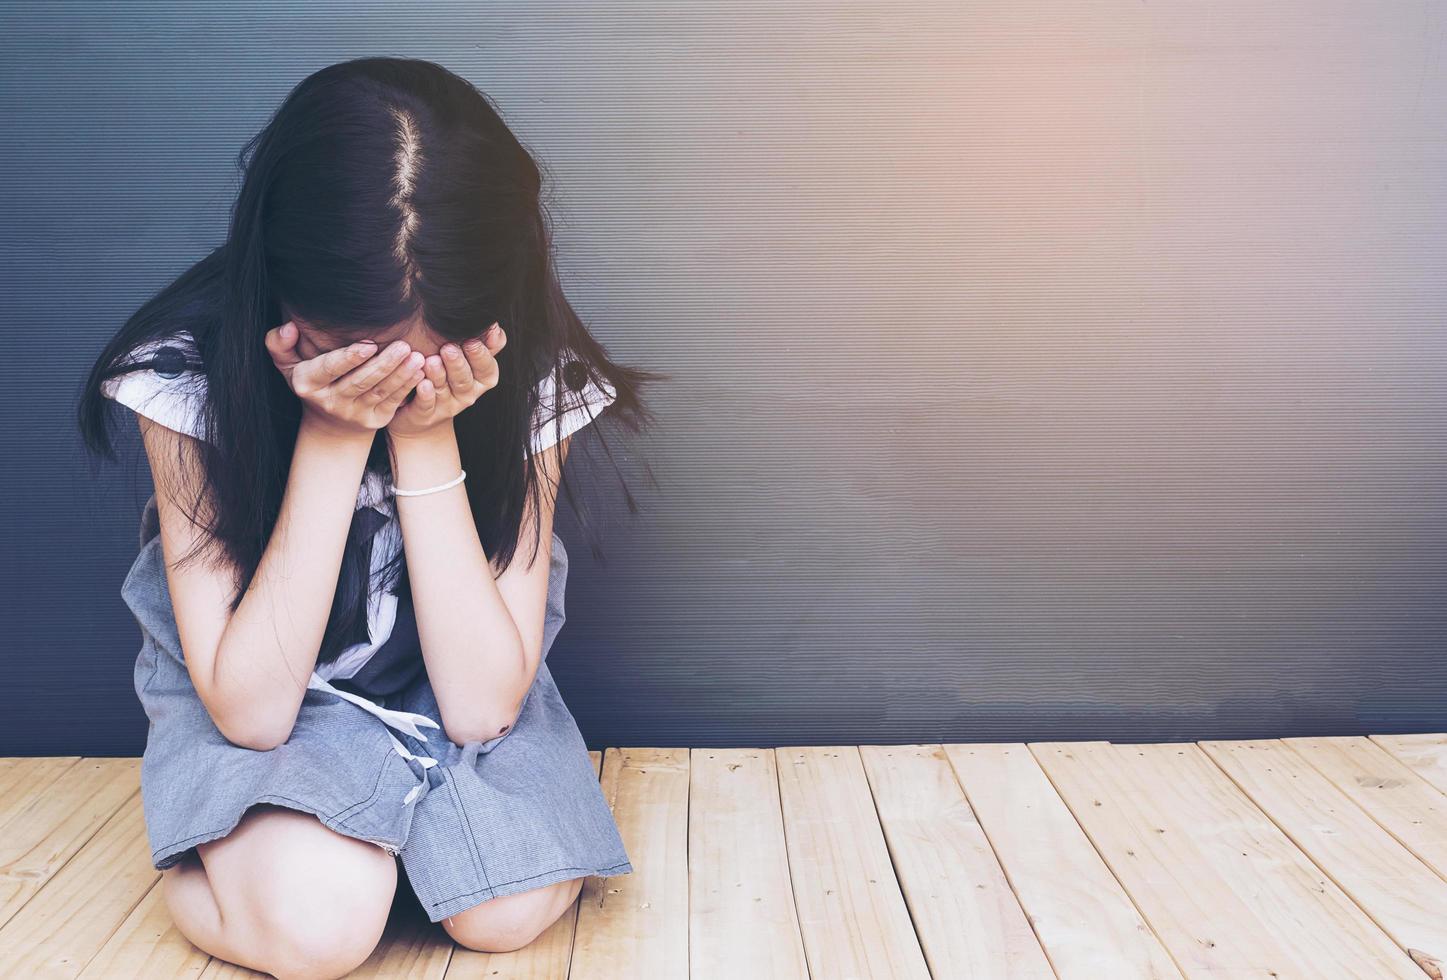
left=388, top=470, right=467, bottom=497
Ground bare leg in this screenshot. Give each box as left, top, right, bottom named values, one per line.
left=161, top=850, right=256, bottom=968
left=441, top=875, right=585, bottom=953
left=159, top=803, right=398, bottom=980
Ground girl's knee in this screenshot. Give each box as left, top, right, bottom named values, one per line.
left=244, top=867, right=394, bottom=974
left=442, top=876, right=584, bottom=953
left=184, top=804, right=398, bottom=977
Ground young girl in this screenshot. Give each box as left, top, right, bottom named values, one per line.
left=77, top=56, right=659, bottom=978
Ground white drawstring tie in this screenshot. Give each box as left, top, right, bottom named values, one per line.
left=308, top=673, right=441, bottom=804
left=386, top=730, right=439, bottom=804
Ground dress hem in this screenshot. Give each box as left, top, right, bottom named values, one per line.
left=150, top=794, right=633, bottom=925
left=419, top=859, right=635, bottom=923
left=151, top=789, right=410, bottom=870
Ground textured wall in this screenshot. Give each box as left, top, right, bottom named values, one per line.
left=5, top=1, right=1446, bottom=754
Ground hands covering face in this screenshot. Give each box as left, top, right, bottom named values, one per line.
left=387, top=322, right=506, bottom=439
left=263, top=320, right=507, bottom=438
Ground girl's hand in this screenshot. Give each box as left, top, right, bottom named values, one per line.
left=265, top=321, right=425, bottom=435
left=387, top=322, right=507, bottom=440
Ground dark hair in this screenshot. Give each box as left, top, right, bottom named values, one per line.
left=77, top=56, right=663, bottom=666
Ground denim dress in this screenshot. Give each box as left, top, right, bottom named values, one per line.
left=122, top=492, right=633, bottom=923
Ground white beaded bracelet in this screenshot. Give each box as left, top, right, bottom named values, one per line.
left=388, top=469, right=467, bottom=497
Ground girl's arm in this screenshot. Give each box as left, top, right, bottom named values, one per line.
left=389, top=421, right=567, bottom=745
left=140, top=413, right=374, bottom=750
left=141, top=328, right=425, bottom=750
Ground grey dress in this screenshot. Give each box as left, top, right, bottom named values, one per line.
left=123, top=493, right=632, bottom=923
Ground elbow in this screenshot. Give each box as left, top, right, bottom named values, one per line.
left=206, top=695, right=295, bottom=751
left=438, top=653, right=533, bottom=746
left=195, top=658, right=297, bottom=751
left=196, top=671, right=298, bottom=746
left=218, top=715, right=293, bottom=752
left=226, top=729, right=288, bottom=752
left=443, top=701, right=523, bottom=747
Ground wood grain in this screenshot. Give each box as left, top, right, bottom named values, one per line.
left=859, top=743, right=1054, bottom=978
left=1286, top=736, right=1447, bottom=880
left=1033, top=740, right=1421, bottom=979
left=570, top=748, right=689, bottom=979
left=944, top=742, right=1182, bottom=979
left=775, top=746, right=930, bottom=980
left=688, top=747, right=808, bottom=979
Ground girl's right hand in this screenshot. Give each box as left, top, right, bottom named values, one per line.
left=264, top=321, right=426, bottom=434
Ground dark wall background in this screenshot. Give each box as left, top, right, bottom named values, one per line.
left=4, top=1, right=1445, bottom=755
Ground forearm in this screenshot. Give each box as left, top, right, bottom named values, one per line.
left=209, top=414, right=375, bottom=748
left=389, top=423, right=531, bottom=743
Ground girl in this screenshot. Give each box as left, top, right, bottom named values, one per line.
left=77, top=56, right=660, bottom=978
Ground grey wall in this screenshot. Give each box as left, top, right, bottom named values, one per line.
left=4, top=1, right=1445, bottom=755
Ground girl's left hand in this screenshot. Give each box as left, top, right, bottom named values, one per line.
left=387, top=322, right=507, bottom=440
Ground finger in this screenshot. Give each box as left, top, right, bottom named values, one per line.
left=265, top=321, right=304, bottom=368
left=482, top=321, right=506, bottom=355
left=421, top=353, right=448, bottom=395
left=295, top=329, right=324, bottom=361
left=409, top=378, right=437, bottom=414
left=334, top=341, right=412, bottom=396
left=307, top=339, right=380, bottom=387
left=440, top=342, right=474, bottom=391
left=368, top=354, right=425, bottom=403
left=461, top=335, right=500, bottom=387
left=381, top=368, right=424, bottom=416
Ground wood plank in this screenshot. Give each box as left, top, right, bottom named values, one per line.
left=569, top=748, right=688, bottom=979
left=1032, top=740, right=1421, bottom=979
left=0, top=758, right=82, bottom=834
left=944, top=742, right=1182, bottom=979
left=1203, top=738, right=1447, bottom=978
left=78, top=880, right=210, bottom=979
left=1370, top=734, right=1447, bottom=798
left=859, top=744, right=1053, bottom=978
left=0, top=757, right=142, bottom=931
left=3, top=739, right=1441, bottom=977
left=1286, top=736, right=1447, bottom=881
left=443, top=750, right=604, bottom=979
left=775, top=746, right=930, bottom=980
left=688, top=747, right=808, bottom=980
left=0, top=788, right=159, bottom=979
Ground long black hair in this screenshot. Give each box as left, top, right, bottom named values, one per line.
left=77, top=56, right=662, bottom=666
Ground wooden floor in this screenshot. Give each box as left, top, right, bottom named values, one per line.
left=1, top=736, right=1445, bottom=978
